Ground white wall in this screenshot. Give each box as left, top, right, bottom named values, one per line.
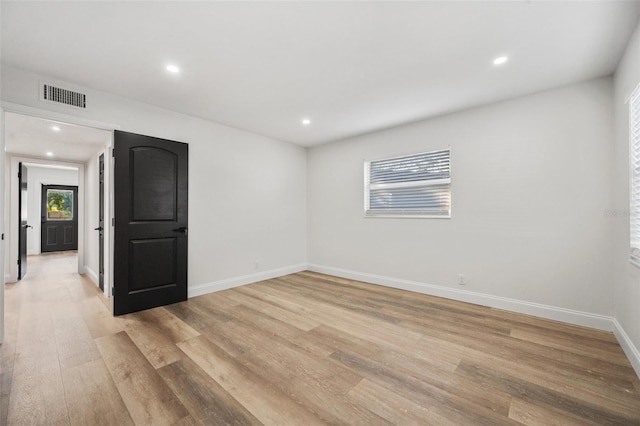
left=1, top=64, right=308, bottom=293
left=613, top=21, right=640, bottom=375
left=308, top=78, right=615, bottom=320
left=25, top=165, right=79, bottom=254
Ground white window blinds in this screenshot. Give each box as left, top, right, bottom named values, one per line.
left=630, top=85, right=640, bottom=265
left=365, top=148, right=451, bottom=217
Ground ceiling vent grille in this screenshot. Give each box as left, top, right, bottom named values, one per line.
left=42, top=84, right=86, bottom=109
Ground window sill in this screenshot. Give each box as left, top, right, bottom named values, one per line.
left=364, top=214, right=451, bottom=219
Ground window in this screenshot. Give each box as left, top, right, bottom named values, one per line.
left=630, top=85, right=640, bottom=266
left=364, top=148, right=451, bottom=217
left=47, top=189, right=74, bottom=221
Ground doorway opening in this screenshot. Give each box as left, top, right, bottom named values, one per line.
left=17, top=163, right=80, bottom=279
left=4, top=111, right=113, bottom=296
left=41, top=184, right=79, bottom=253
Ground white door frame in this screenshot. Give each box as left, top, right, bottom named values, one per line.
left=1, top=106, right=5, bottom=344
left=8, top=157, right=85, bottom=280
left=0, top=102, right=119, bottom=343
left=30, top=170, right=81, bottom=256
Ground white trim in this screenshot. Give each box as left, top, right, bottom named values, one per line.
left=30, top=176, right=80, bottom=255
left=0, top=106, right=5, bottom=343
left=84, top=265, right=99, bottom=286
left=364, top=146, right=451, bottom=165
left=103, top=145, right=115, bottom=299
left=364, top=147, right=451, bottom=218
left=1, top=104, right=116, bottom=298
left=624, top=81, right=640, bottom=104
left=629, top=84, right=640, bottom=266
left=188, top=264, right=307, bottom=298
left=7, top=156, right=86, bottom=281
left=364, top=213, right=451, bottom=219
left=613, top=319, right=640, bottom=379
left=1, top=101, right=120, bottom=131
left=307, top=264, right=614, bottom=331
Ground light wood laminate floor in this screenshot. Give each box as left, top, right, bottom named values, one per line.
left=1, top=252, right=639, bottom=425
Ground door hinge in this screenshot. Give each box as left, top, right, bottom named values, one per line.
left=1, top=233, right=4, bottom=240
left=112, top=148, right=115, bottom=157
left=111, top=286, right=114, bottom=294
left=112, top=218, right=115, bottom=226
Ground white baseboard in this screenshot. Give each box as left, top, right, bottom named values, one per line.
left=307, top=264, right=615, bottom=332
left=188, top=263, right=308, bottom=298
left=84, top=266, right=99, bottom=286
left=613, top=319, right=640, bottom=378
left=4, top=274, right=13, bottom=283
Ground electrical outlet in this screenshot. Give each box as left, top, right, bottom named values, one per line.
left=458, top=274, right=466, bottom=285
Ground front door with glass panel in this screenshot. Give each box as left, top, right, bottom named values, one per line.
left=41, top=185, right=79, bottom=252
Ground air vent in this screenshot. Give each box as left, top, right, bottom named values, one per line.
left=42, top=84, right=86, bottom=109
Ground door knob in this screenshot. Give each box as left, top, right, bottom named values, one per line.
left=94, top=227, right=103, bottom=231
left=172, top=227, right=188, bottom=235
left=23, top=224, right=33, bottom=229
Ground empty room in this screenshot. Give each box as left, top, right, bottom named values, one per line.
left=1, top=1, right=640, bottom=425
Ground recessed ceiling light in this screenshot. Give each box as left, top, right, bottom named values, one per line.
left=301, top=118, right=311, bottom=126
left=166, top=64, right=180, bottom=73
left=51, top=126, right=61, bottom=132
left=46, top=152, right=54, bottom=157
left=493, top=56, right=509, bottom=66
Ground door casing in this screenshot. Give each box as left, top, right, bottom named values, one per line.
left=18, top=162, right=28, bottom=279
left=40, top=184, right=79, bottom=253
left=8, top=158, right=85, bottom=280
left=1, top=103, right=118, bottom=299
left=0, top=103, right=119, bottom=353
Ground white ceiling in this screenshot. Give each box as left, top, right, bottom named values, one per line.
left=4, top=112, right=111, bottom=162
left=1, top=1, right=639, bottom=147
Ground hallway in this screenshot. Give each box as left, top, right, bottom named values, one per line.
left=0, top=252, right=124, bottom=425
